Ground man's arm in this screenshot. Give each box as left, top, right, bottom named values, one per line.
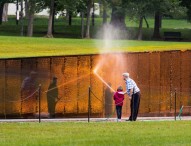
left=123, top=91, right=127, bottom=94
left=128, top=89, right=133, bottom=100
left=121, top=90, right=131, bottom=100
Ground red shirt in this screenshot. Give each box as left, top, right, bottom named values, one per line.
left=113, top=91, right=124, bottom=106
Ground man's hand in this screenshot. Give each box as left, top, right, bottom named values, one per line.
left=55, top=97, right=60, bottom=103
left=123, top=91, right=127, bottom=95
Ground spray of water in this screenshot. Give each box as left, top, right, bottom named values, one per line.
left=94, top=24, right=128, bottom=91
left=93, top=69, right=115, bottom=92
left=44, top=73, right=90, bottom=93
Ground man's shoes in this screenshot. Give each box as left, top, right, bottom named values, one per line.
left=125, top=119, right=132, bottom=121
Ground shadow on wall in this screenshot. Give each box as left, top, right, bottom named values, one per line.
left=0, top=50, right=190, bottom=118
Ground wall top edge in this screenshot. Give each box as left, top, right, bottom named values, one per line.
left=0, top=50, right=190, bottom=60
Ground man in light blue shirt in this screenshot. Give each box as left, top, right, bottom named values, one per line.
left=123, top=72, right=141, bottom=121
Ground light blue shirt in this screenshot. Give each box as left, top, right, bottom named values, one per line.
left=126, top=78, right=140, bottom=96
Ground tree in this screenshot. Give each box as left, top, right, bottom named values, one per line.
left=152, top=0, right=169, bottom=39
left=125, top=0, right=186, bottom=40
left=43, top=0, right=87, bottom=37
left=126, top=0, right=186, bottom=40
left=0, top=2, right=5, bottom=25
left=26, top=0, right=46, bottom=37
left=27, top=0, right=36, bottom=36
left=109, top=0, right=127, bottom=29
left=76, top=0, right=87, bottom=38
left=152, top=0, right=186, bottom=40
left=2, top=3, right=8, bottom=22
left=25, top=0, right=29, bottom=18
left=58, top=0, right=74, bottom=26
left=0, top=0, right=14, bottom=25
left=85, top=0, right=93, bottom=38
left=127, top=0, right=152, bottom=40
left=101, top=0, right=108, bottom=24
left=33, top=0, right=56, bottom=36
left=57, top=0, right=86, bottom=26
left=153, top=11, right=162, bottom=39
left=20, top=0, right=24, bottom=36
left=46, top=0, right=55, bottom=37
left=181, top=0, right=191, bottom=21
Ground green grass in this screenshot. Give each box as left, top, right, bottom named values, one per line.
left=4, top=17, right=191, bottom=29
left=0, top=17, right=191, bottom=40
left=0, top=121, right=190, bottom=146
left=126, top=18, right=191, bottom=29
left=0, top=36, right=191, bottom=59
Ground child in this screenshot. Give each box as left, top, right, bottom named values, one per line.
left=113, top=86, right=125, bottom=122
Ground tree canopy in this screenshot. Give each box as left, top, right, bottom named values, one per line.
left=0, top=0, right=191, bottom=40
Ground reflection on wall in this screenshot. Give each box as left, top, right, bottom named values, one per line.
left=0, top=50, right=190, bottom=118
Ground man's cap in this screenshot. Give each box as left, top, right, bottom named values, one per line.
left=53, top=76, right=57, bottom=80
left=122, top=72, right=129, bottom=77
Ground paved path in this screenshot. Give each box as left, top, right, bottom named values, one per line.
left=0, top=116, right=190, bottom=123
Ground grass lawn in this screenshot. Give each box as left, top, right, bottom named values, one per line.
left=0, top=17, right=191, bottom=40
left=2, top=17, right=191, bottom=29
left=0, top=36, right=191, bottom=59
left=0, top=121, right=190, bottom=146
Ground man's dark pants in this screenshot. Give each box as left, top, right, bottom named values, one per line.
left=129, top=92, right=140, bottom=121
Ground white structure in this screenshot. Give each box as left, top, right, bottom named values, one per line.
left=8, top=3, right=49, bottom=16
left=7, top=3, right=100, bottom=17
left=7, top=3, right=17, bottom=15
left=91, top=3, right=100, bottom=16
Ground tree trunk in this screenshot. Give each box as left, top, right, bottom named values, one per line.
left=0, top=2, right=5, bottom=25
left=143, top=16, right=149, bottom=28
left=85, top=0, right=92, bottom=38
left=27, top=0, right=35, bottom=37
left=91, top=0, right=95, bottom=26
left=137, top=16, right=143, bottom=40
left=152, top=11, right=161, bottom=40
left=2, top=3, right=8, bottom=22
left=81, top=12, right=84, bottom=38
left=20, top=0, right=24, bottom=36
left=16, top=0, right=19, bottom=25
left=27, top=13, right=34, bottom=36
left=52, top=1, right=56, bottom=33
left=102, top=1, right=107, bottom=24
left=47, top=0, right=55, bottom=37
left=110, top=7, right=126, bottom=29
left=68, top=11, right=72, bottom=26
left=25, top=0, right=29, bottom=19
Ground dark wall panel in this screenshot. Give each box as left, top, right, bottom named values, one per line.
left=160, top=52, right=171, bottom=113
left=150, top=52, right=160, bottom=113
left=0, top=50, right=190, bottom=118
left=5, top=60, right=21, bottom=114
left=0, top=60, right=5, bottom=115
left=138, top=53, right=150, bottom=114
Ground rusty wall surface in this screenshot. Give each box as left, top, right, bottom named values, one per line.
left=149, top=53, right=160, bottom=113
left=138, top=53, right=150, bottom=114
left=77, top=56, right=91, bottom=114
left=0, top=60, right=5, bottom=115
left=36, top=58, right=51, bottom=113
left=0, top=50, right=190, bottom=118
left=181, top=51, right=191, bottom=107
left=50, top=57, right=65, bottom=114
left=123, top=53, right=139, bottom=116
left=5, top=60, right=21, bottom=114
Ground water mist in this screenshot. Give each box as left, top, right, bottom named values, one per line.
left=94, top=24, right=128, bottom=92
